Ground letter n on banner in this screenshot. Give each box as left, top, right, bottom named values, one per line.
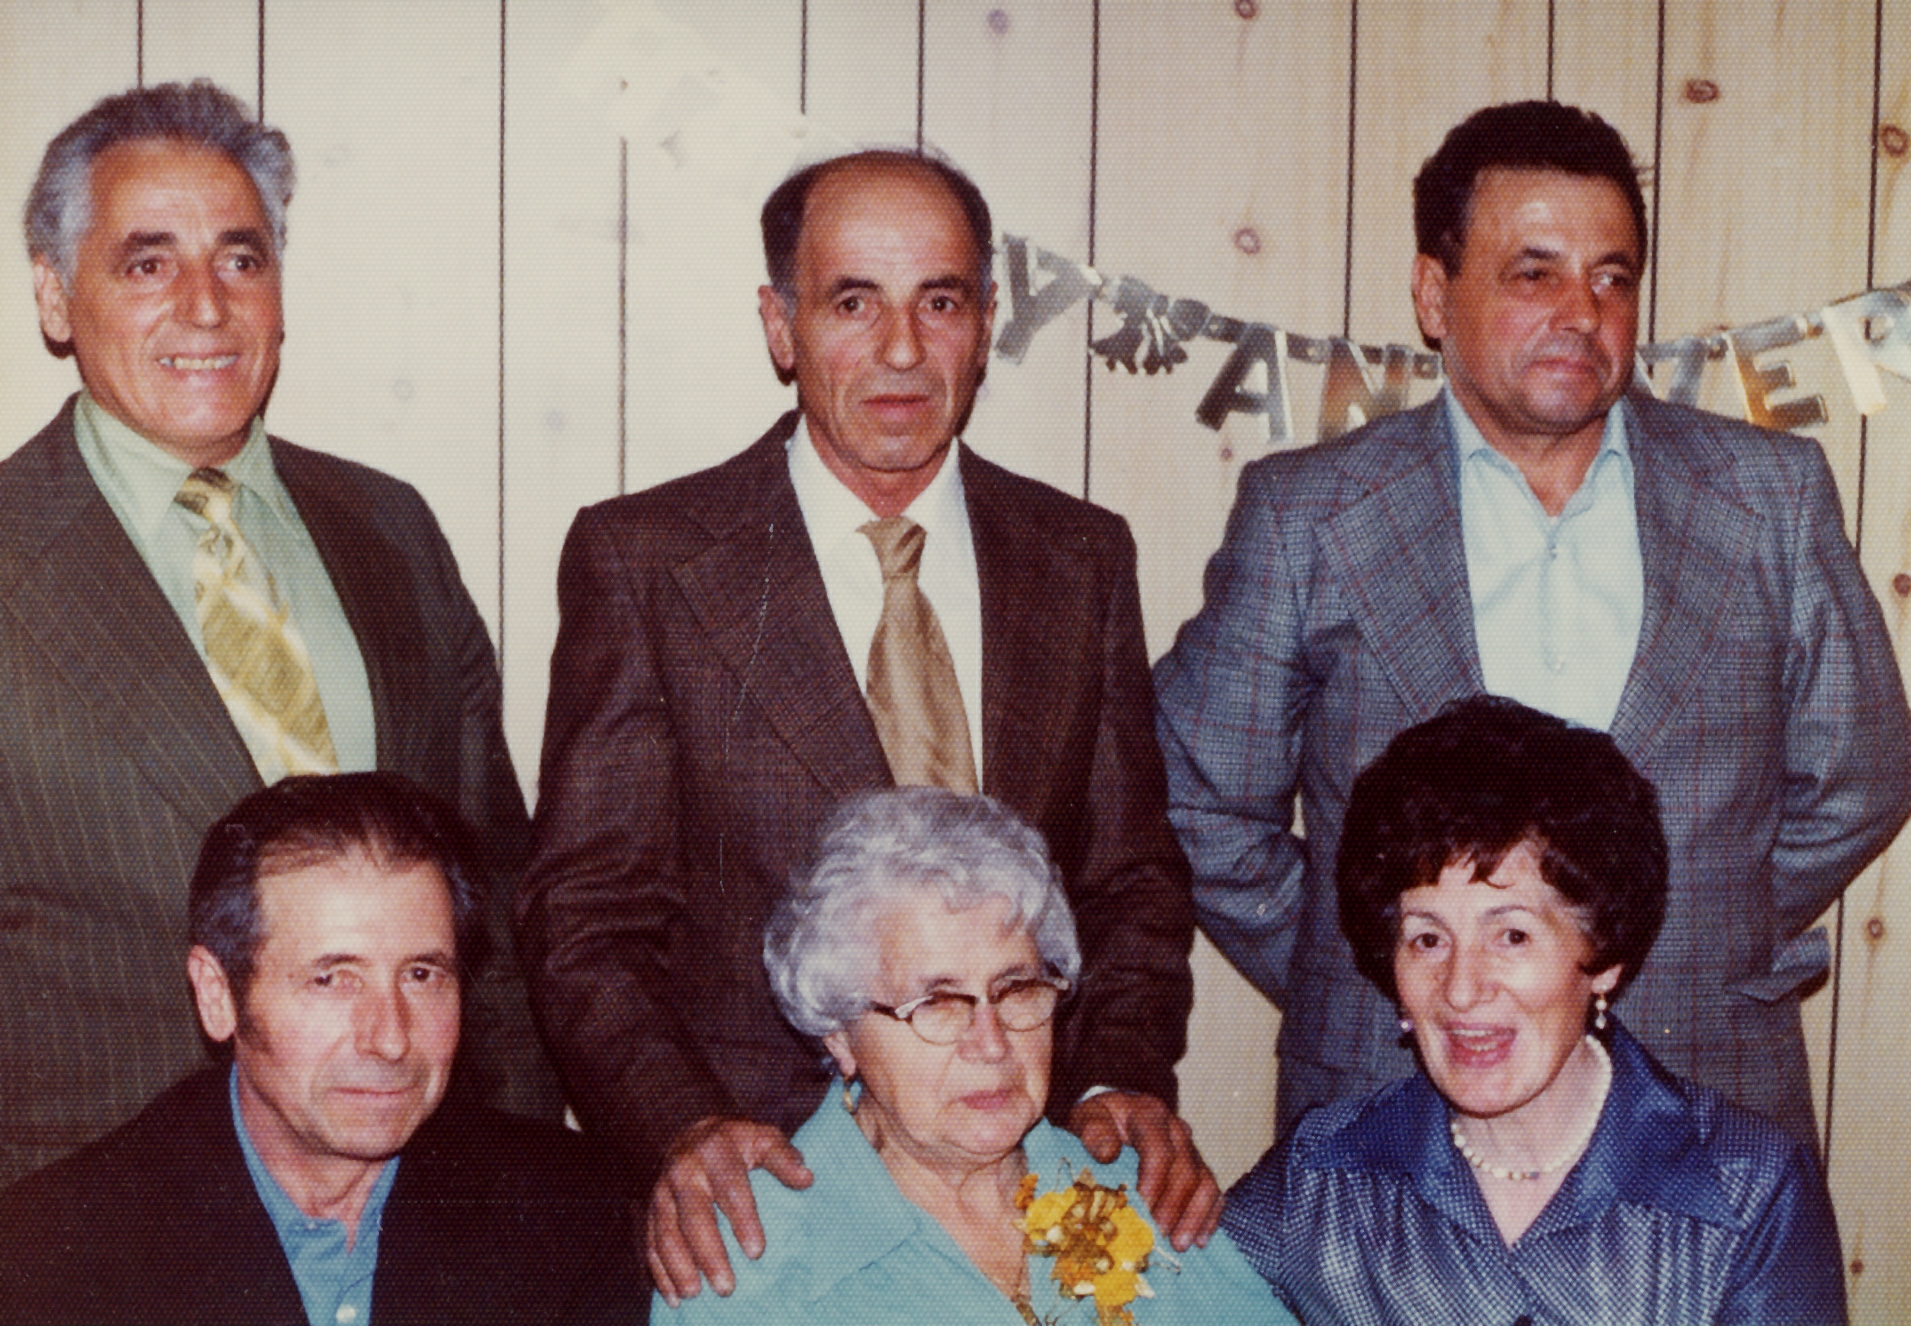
left=1196, top=324, right=1293, bottom=445
left=1318, top=339, right=1415, bottom=442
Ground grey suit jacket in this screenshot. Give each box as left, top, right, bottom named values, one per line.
left=1154, top=391, right=1911, bottom=1144
left=519, top=413, right=1195, bottom=1182
left=0, top=398, right=548, bottom=1187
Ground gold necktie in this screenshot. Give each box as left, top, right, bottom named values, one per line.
left=860, top=517, right=978, bottom=793
left=175, top=468, right=339, bottom=777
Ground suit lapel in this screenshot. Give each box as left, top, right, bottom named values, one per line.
left=964, top=451, right=1086, bottom=820
left=1317, top=405, right=1485, bottom=721
left=669, top=434, right=890, bottom=798
left=273, top=440, right=427, bottom=772
left=1608, top=396, right=1760, bottom=764
left=0, top=411, right=259, bottom=827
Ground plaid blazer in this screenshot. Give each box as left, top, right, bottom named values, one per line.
left=1154, top=391, right=1911, bottom=1144
left=0, top=399, right=544, bottom=1188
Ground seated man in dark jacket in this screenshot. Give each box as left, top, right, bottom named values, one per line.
left=0, top=772, right=644, bottom=1326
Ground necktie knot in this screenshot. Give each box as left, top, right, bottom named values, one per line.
left=860, top=516, right=926, bottom=582
left=175, top=468, right=238, bottom=525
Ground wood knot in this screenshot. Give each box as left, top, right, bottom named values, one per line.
left=1235, top=0, right=1259, bottom=18
left=1684, top=79, right=1721, bottom=104
left=1893, top=572, right=1911, bottom=597
left=1880, top=123, right=1910, bottom=158
left=1866, top=916, right=1886, bottom=941
left=1234, top=227, right=1262, bottom=255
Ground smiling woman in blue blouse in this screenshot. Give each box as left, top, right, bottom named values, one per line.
left=1223, top=696, right=1847, bottom=1326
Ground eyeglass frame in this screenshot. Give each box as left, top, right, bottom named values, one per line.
left=866, top=971, right=1073, bottom=1045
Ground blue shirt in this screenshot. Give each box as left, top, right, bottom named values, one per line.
left=661, top=1080, right=1294, bottom=1324
left=231, top=1066, right=398, bottom=1326
left=1451, top=389, right=1643, bottom=732
left=1222, top=1022, right=1847, bottom=1325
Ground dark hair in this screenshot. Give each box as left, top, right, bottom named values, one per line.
left=1413, top=100, right=1646, bottom=275
left=188, top=772, right=487, bottom=1009
left=1336, top=696, right=1667, bottom=1004
left=25, top=79, right=294, bottom=284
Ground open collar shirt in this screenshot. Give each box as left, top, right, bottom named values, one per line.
left=1451, top=388, right=1643, bottom=733
left=72, top=391, right=376, bottom=780
left=231, top=1065, right=398, bottom=1326
left=1221, top=1022, right=1846, bottom=1326
left=787, top=417, right=984, bottom=781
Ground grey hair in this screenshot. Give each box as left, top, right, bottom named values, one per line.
left=25, top=80, right=295, bottom=284
left=765, top=788, right=1080, bottom=1040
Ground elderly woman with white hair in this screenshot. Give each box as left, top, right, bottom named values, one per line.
left=659, top=787, right=1291, bottom=1324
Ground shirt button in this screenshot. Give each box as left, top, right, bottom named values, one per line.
left=336, top=1305, right=359, bottom=1324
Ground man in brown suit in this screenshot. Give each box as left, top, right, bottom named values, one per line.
left=518, top=149, right=1211, bottom=1303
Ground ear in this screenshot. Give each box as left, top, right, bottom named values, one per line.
left=759, top=284, right=797, bottom=376
left=32, top=258, right=73, bottom=345
left=1590, top=963, right=1623, bottom=998
left=976, top=284, right=998, bottom=371
left=188, top=945, right=239, bottom=1044
left=1409, top=253, right=1450, bottom=345
left=822, top=1029, right=857, bottom=1082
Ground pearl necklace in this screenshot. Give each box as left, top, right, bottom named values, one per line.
left=1448, top=1034, right=1611, bottom=1182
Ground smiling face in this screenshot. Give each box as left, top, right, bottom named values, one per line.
left=824, top=893, right=1049, bottom=1181
left=1412, top=167, right=1641, bottom=469
left=33, top=137, right=283, bottom=468
left=1393, top=840, right=1621, bottom=1125
left=189, top=851, right=460, bottom=1200
left=759, top=159, right=995, bottom=517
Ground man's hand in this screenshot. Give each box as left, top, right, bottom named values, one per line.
left=1066, top=1091, right=1221, bottom=1252
left=646, top=1116, right=813, bottom=1306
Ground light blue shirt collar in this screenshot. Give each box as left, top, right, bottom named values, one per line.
left=231, top=1064, right=398, bottom=1326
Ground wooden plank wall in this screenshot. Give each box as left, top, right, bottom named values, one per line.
left=3, top=0, right=1908, bottom=1313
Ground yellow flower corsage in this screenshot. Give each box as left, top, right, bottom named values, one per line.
left=1016, top=1168, right=1157, bottom=1326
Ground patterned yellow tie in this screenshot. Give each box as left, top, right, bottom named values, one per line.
left=175, top=468, right=339, bottom=777
left=860, top=516, right=978, bottom=793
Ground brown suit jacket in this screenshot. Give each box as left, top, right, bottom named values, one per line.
left=0, top=398, right=550, bottom=1187
left=518, top=413, right=1194, bottom=1179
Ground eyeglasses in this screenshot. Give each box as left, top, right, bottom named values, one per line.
left=868, top=973, right=1071, bottom=1046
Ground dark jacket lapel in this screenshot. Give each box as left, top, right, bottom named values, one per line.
left=273, top=439, right=429, bottom=773
left=964, top=447, right=1089, bottom=821
left=0, top=401, right=258, bottom=827
left=668, top=422, right=890, bottom=798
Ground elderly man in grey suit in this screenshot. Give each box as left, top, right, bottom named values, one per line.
left=0, top=80, right=552, bottom=1188
left=1154, top=99, right=1911, bottom=1148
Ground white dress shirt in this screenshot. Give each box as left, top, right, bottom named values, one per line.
left=786, top=418, right=985, bottom=782
left=1450, top=389, right=1644, bottom=732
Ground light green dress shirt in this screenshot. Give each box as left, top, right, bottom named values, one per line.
left=72, top=392, right=377, bottom=782
left=1450, top=388, right=1644, bottom=732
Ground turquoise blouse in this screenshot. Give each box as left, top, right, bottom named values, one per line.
left=659, top=1082, right=1295, bottom=1325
